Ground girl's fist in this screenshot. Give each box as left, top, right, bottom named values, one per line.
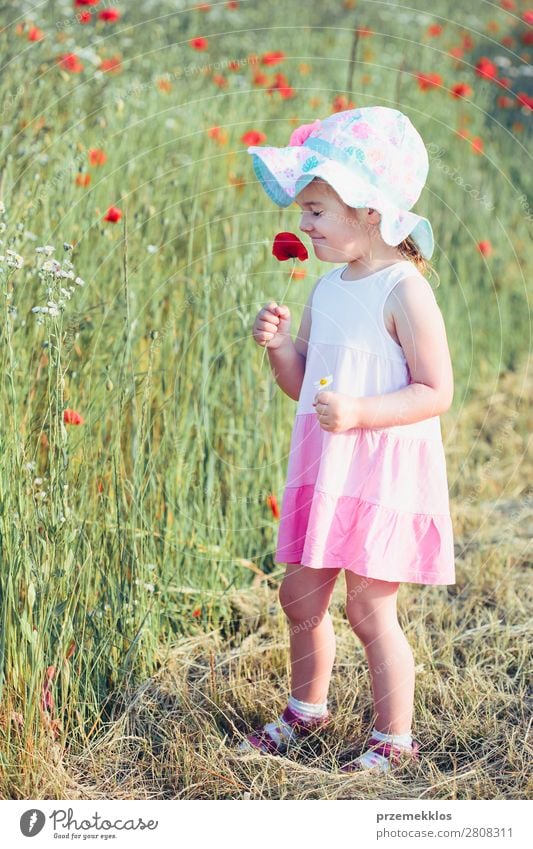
left=252, top=302, right=292, bottom=350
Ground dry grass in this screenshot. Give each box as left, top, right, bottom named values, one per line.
left=17, top=362, right=530, bottom=801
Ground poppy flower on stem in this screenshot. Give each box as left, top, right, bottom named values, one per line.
left=57, top=53, right=84, bottom=73
left=257, top=232, right=308, bottom=372
left=477, top=240, right=493, bottom=256
left=28, top=26, right=45, bottom=41
left=103, top=206, right=122, bottom=222
left=98, top=9, right=120, bottom=22
left=261, top=51, right=285, bottom=65
left=63, top=408, right=84, bottom=425
left=241, top=129, right=266, bottom=145
left=475, top=57, right=497, bottom=79
left=88, top=148, right=106, bottom=166
left=190, top=37, right=208, bottom=50
left=266, top=493, right=280, bottom=520
left=416, top=72, right=443, bottom=90
left=451, top=82, right=473, bottom=99
left=272, top=232, right=308, bottom=261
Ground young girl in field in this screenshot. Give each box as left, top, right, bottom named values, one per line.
left=240, top=106, right=455, bottom=773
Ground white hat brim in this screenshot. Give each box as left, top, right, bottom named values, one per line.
left=248, top=144, right=434, bottom=259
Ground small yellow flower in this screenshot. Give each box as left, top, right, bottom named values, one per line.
left=313, top=374, right=333, bottom=389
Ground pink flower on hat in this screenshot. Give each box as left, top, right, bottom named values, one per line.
left=288, top=119, right=321, bottom=146
left=351, top=122, right=372, bottom=139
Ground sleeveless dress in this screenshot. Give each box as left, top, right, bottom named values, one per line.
left=274, top=259, right=455, bottom=585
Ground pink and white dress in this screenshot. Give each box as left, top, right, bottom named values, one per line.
left=274, top=259, right=455, bottom=585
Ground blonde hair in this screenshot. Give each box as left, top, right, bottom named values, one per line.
left=397, top=233, right=432, bottom=277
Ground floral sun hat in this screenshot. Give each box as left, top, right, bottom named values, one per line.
left=246, top=106, right=434, bottom=259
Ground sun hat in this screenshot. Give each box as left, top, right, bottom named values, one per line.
left=246, top=106, right=435, bottom=259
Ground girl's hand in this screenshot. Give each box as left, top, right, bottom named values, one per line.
left=312, top=390, right=360, bottom=433
left=252, top=301, right=292, bottom=350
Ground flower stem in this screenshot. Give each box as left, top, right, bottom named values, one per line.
left=258, top=260, right=296, bottom=373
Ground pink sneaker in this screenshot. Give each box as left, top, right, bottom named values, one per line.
left=238, top=705, right=331, bottom=755
left=339, top=735, right=421, bottom=773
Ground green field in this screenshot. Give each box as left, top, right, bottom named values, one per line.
left=0, top=0, right=531, bottom=799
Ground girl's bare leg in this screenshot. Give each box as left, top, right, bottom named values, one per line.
left=279, top=563, right=342, bottom=704
left=344, top=572, right=415, bottom=733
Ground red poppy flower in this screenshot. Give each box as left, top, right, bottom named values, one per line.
left=477, top=240, right=493, bottom=256
left=416, top=72, right=443, bottom=90
left=448, top=46, right=464, bottom=59
left=462, top=34, right=474, bottom=50
left=207, top=126, right=228, bottom=144
left=227, top=1, right=239, bottom=8
left=103, top=206, right=122, bottom=222
left=252, top=70, right=268, bottom=86
left=57, top=53, right=84, bottom=73
left=189, top=37, right=208, bottom=50
left=501, top=35, right=514, bottom=47
left=63, top=408, right=84, bottom=425
left=470, top=136, right=484, bottom=154
left=451, top=82, right=473, bottom=98
left=212, top=74, right=228, bottom=88
left=427, top=24, right=443, bottom=37
left=523, top=30, right=533, bottom=45
left=241, top=129, right=266, bottom=145
left=516, top=91, right=533, bottom=110
left=272, top=232, right=309, bottom=262
left=475, top=57, right=497, bottom=80
left=277, top=84, right=295, bottom=99
left=261, top=51, right=285, bottom=66
left=100, top=55, right=122, bottom=73
left=500, top=0, right=515, bottom=9
left=79, top=11, right=92, bottom=23
left=523, top=9, right=533, bottom=24
left=75, top=0, right=99, bottom=5
left=497, top=95, right=515, bottom=109
left=28, top=26, right=44, bottom=41
left=495, top=76, right=511, bottom=89
left=266, top=493, right=280, bottom=520
left=332, top=94, right=355, bottom=111
left=192, top=608, right=201, bottom=618
left=89, top=148, right=106, bottom=166
left=75, top=173, right=91, bottom=187
left=98, top=9, right=120, bottom=22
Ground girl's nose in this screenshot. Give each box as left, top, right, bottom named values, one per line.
left=299, top=214, right=313, bottom=232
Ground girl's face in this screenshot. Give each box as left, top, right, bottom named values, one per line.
left=295, top=180, right=377, bottom=263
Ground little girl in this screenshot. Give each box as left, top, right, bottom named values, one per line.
left=241, top=107, right=455, bottom=773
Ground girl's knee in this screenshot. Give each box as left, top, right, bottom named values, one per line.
left=278, top=579, right=329, bottom=626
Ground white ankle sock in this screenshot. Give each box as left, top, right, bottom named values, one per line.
left=355, top=727, right=413, bottom=773
left=287, top=695, right=328, bottom=721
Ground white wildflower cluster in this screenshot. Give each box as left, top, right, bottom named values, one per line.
left=0, top=249, right=25, bottom=269
left=31, top=243, right=85, bottom=324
